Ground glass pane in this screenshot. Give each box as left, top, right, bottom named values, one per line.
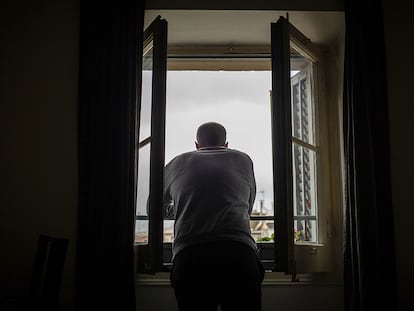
left=292, top=143, right=318, bottom=218
left=135, top=220, right=149, bottom=244
left=135, top=143, right=151, bottom=244
left=290, top=52, right=315, bottom=145
left=294, top=219, right=317, bottom=243
left=140, top=44, right=153, bottom=142
left=162, top=222, right=174, bottom=265
left=164, top=220, right=174, bottom=242
left=135, top=43, right=154, bottom=245
left=250, top=220, right=274, bottom=242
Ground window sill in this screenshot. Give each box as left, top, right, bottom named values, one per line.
left=135, top=272, right=341, bottom=287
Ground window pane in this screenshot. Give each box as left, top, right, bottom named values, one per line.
left=294, top=219, right=317, bottom=243
left=250, top=220, right=274, bottom=242
left=290, top=53, right=315, bottom=145
left=135, top=44, right=154, bottom=245
left=292, top=143, right=318, bottom=219
left=135, top=143, right=151, bottom=244
left=135, top=220, right=149, bottom=244
left=164, top=220, right=174, bottom=242
left=140, top=45, right=153, bottom=142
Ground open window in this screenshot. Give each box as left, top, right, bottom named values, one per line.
left=135, top=16, right=167, bottom=274
left=272, top=16, right=331, bottom=275
left=136, top=14, right=340, bottom=278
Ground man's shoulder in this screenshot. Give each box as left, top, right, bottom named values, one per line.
left=174, top=150, right=198, bottom=159
left=226, top=148, right=249, bottom=156
left=166, top=150, right=197, bottom=166
left=167, top=148, right=252, bottom=163
left=196, top=147, right=252, bottom=161
left=226, top=148, right=253, bottom=161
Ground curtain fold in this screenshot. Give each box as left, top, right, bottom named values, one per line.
left=343, top=1, right=397, bottom=310
left=76, top=1, right=145, bottom=310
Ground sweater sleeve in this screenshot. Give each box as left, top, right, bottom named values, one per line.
left=163, top=159, right=176, bottom=220
left=248, top=158, right=256, bottom=215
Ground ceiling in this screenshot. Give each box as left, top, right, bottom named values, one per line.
left=144, top=10, right=345, bottom=47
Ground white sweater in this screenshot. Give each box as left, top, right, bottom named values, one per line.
left=164, top=147, right=257, bottom=259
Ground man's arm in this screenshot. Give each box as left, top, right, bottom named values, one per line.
left=145, top=194, right=174, bottom=219
left=248, top=160, right=257, bottom=215
left=163, top=161, right=175, bottom=220
left=164, top=199, right=175, bottom=220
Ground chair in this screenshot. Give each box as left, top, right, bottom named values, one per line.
left=0, top=234, right=69, bottom=311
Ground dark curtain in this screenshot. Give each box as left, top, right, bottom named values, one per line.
left=76, top=1, right=145, bottom=310
left=343, top=1, right=397, bottom=310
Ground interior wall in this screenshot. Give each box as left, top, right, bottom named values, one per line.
left=146, top=0, right=344, bottom=11
left=324, top=29, right=346, bottom=283
left=0, top=0, right=412, bottom=310
left=0, top=1, right=79, bottom=310
left=136, top=284, right=344, bottom=311
left=383, top=0, right=414, bottom=310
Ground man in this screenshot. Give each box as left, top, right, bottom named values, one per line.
left=164, top=122, right=264, bottom=311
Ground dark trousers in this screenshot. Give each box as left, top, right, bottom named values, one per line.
left=170, top=241, right=265, bottom=311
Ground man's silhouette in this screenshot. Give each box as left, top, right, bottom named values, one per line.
left=164, top=122, right=264, bottom=311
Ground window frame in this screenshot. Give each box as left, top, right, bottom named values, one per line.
left=135, top=16, right=339, bottom=279
left=135, top=16, right=168, bottom=274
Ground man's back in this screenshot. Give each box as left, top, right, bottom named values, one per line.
left=166, top=122, right=264, bottom=311
left=164, top=146, right=257, bottom=259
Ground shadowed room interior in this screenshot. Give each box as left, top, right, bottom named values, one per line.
left=0, top=0, right=412, bottom=311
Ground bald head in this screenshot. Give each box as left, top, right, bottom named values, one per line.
left=196, top=122, right=227, bottom=149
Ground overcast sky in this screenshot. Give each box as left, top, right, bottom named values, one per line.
left=164, top=70, right=274, bottom=214
left=136, top=70, right=276, bottom=238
